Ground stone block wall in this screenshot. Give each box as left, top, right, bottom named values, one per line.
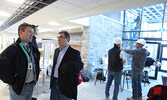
left=81, top=26, right=89, bottom=70
left=85, top=15, right=123, bottom=72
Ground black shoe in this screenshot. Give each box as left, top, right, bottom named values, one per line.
left=145, top=81, right=150, bottom=84
left=127, top=97, right=137, bottom=100
left=141, top=80, right=145, bottom=82
left=138, top=95, right=142, bottom=100
left=32, top=97, right=37, bottom=100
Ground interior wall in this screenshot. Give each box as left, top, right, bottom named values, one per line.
left=70, top=45, right=82, bottom=52
left=81, top=26, right=90, bottom=70
left=0, top=31, right=18, bottom=52
left=87, top=15, right=123, bottom=71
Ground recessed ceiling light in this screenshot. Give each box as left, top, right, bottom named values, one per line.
left=6, top=0, right=25, bottom=4
left=38, top=27, right=55, bottom=32
left=69, top=17, right=89, bottom=26
left=48, top=22, right=61, bottom=26
left=0, top=11, right=10, bottom=17
left=59, top=26, right=74, bottom=30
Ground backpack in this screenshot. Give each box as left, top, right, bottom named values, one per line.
left=78, top=72, right=82, bottom=85
left=147, top=85, right=167, bottom=100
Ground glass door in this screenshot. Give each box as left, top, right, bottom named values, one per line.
left=145, top=42, right=160, bottom=80
left=160, top=45, right=167, bottom=72
left=145, top=42, right=160, bottom=60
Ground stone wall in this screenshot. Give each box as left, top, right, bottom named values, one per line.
left=86, top=15, right=123, bottom=72
left=81, top=26, right=89, bottom=70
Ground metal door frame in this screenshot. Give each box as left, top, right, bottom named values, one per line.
left=146, top=42, right=161, bottom=80
left=159, top=44, right=167, bottom=72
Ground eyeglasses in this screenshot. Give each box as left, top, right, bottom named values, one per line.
left=57, top=36, right=66, bottom=39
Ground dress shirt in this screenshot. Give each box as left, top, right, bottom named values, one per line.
left=54, top=45, right=69, bottom=78
left=23, top=42, right=35, bottom=83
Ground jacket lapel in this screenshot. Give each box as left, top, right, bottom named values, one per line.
left=59, top=46, right=71, bottom=67
left=53, top=48, right=60, bottom=68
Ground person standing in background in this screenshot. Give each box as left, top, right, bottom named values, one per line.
left=31, top=25, right=39, bottom=49
left=145, top=57, right=156, bottom=68
left=31, top=24, right=39, bottom=100
left=121, top=39, right=150, bottom=100
left=105, top=37, right=126, bottom=100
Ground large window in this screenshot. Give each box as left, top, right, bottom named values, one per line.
left=123, top=3, right=166, bottom=40
left=141, top=4, right=164, bottom=31
left=123, top=3, right=167, bottom=73
left=162, top=3, right=167, bottom=40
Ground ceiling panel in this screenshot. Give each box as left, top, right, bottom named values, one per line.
left=62, top=0, right=100, bottom=9
left=50, top=0, right=79, bottom=10
left=0, top=0, right=166, bottom=33
left=92, top=0, right=121, bottom=5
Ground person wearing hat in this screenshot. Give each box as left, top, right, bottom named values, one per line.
left=121, top=39, right=150, bottom=100
left=105, top=37, right=126, bottom=100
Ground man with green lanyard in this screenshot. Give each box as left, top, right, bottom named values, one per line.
left=0, top=23, right=40, bottom=100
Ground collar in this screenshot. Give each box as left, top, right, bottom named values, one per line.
left=59, top=45, right=69, bottom=51
left=22, top=42, right=29, bottom=46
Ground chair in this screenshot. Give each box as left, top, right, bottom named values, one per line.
left=122, top=70, right=131, bottom=89
left=141, top=71, right=150, bottom=86
left=94, top=68, right=106, bottom=85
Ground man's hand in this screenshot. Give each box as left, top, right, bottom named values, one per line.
left=120, top=47, right=125, bottom=52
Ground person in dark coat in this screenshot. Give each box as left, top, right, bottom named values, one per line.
left=50, top=31, right=83, bottom=100
left=31, top=24, right=39, bottom=49
left=0, top=23, right=40, bottom=100
left=31, top=24, right=39, bottom=100
left=145, top=57, right=156, bottom=68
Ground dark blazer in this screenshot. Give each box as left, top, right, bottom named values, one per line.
left=50, top=46, right=83, bottom=99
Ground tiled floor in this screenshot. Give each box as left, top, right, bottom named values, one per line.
left=0, top=71, right=166, bottom=100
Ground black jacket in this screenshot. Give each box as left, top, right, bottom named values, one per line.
left=50, top=46, right=83, bottom=100
left=0, top=38, right=40, bottom=95
left=108, top=45, right=123, bottom=72
left=145, top=57, right=155, bottom=67
left=31, top=36, right=38, bottom=49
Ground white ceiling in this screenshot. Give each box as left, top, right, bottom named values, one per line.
left=0, top=0, right=166, bottom=33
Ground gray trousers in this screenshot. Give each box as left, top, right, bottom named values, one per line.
left=9, top=83, right=34, bottom=100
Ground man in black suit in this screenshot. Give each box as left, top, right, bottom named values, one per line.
left=50, top=31, right=83, bottom=100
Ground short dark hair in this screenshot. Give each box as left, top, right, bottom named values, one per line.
left=18, top=22, right=32, bottom=36
left=58, top=31, right=70, bottom=41
left=31, top=24, right=38, bottom=30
